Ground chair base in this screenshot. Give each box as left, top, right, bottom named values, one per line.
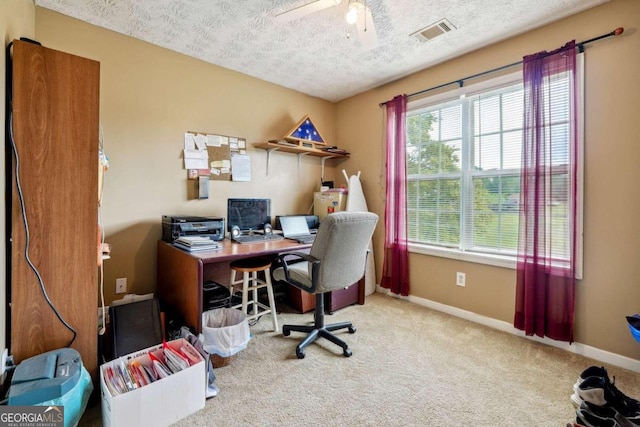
left=282, top=294, right=355, bottom=359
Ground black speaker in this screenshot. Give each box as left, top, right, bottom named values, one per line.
left=263, top=223, right=273, bottom=235
left=230, top=225, right=241, bottom=238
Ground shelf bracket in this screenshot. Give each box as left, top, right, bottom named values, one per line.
left=297, top=152, right=310, bottom=177
left=320, top=155, right=335, bottom=180
left=266, top=147, right=280, bottom=175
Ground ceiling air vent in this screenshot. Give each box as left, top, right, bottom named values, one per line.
left=411, top=18, right=456, bottom=42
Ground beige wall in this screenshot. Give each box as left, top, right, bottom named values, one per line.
left=30, top=0, right=640, bottom=360
left=336, top=0, right=640, bottom=359
left=35, top=8, right=343, bottom=305
left=1, top=0, right=35, bottom=367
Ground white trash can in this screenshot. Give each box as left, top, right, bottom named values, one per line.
left=201, top=308, right=251, bottom=367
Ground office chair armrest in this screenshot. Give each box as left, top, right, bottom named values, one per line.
left=275, top=252, right=321, bottom=293
left=276, top=251, right=316, bottom=264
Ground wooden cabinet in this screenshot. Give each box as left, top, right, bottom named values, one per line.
left=8, top=40, right=100, bottom=380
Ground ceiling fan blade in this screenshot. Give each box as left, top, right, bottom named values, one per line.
left=275, top=0, right=342, bottom=23
left=355, top=7, right=378, bottom=50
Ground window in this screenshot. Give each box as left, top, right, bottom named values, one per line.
left=406, top=67, right=583, bottom=266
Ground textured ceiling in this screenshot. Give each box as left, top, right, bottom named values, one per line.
left=35, top=0, right=609, bottom=102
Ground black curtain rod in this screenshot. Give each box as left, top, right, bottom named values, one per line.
left=380, top=27, right=624, bottom=107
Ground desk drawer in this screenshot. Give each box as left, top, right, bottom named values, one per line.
left=325, top=284, right=359, bottom=314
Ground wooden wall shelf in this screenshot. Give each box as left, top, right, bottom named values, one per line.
left=254, top=141, right=350, bottom=158
left=254, top=141, right=350, bottom=176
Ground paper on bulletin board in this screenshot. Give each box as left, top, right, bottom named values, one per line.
left=183, top=149, right=209, bottom=169
left=184, top=132, right=211, bottom=171
left=207, top=134, right=228, bottom=147
left=231, top=154, right=251, bottom=182
left=234, top=138, right=247, bottom=155
left=184, top=133, right=196, bottom=150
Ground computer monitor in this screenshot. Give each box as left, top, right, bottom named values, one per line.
left=226, top=198, right=271, bottom=232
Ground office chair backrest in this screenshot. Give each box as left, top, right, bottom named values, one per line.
left=309, top=212, right=378, bottom=293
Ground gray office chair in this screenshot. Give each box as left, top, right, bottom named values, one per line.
left=273, top=211, right=378, bottom=359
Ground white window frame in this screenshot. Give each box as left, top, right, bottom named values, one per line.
left=406, top=56, right=584, bottom=279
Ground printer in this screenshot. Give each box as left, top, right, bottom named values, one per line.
left=162, top=215, right=225, bottom=242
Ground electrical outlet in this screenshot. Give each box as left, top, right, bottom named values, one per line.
left=456, top=272, right=466, bottom=287
left=116, top=277, right=127, bottom=294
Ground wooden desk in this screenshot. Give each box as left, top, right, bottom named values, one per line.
left=157, top=239, right=365, bottom=331
left=157, top=239, right=312, bottom=332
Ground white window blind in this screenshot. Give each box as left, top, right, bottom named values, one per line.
left=406, top=65, right=582, bottom=262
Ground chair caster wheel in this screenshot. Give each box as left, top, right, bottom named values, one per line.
left=283, top=329, right=291, bottom=336
left=296, top=349, right=305, bottom=359
left=343, top=348, right=352, bottom=357
left=348, top=326, right=356, bottom=334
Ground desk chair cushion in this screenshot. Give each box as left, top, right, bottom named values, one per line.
left=273, top=261, right=313, bottom=290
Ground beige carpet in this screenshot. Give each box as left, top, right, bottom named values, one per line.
left=80, top=293, right=640, bottom=426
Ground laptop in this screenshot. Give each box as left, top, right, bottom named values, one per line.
left=280, top=216, right=316, bottom=244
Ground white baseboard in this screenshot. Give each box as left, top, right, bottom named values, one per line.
left=375, top=286, right=640, bottom=373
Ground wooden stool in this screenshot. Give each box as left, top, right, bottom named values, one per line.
left=229, top=257, right=278, bottom=332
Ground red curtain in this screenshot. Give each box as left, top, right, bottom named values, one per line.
left=381, top=95, right=409, bottom=296
left=514, top=41, right=578, bottom=342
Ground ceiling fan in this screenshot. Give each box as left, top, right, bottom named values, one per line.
left=275, top=0, right=379, bottom=50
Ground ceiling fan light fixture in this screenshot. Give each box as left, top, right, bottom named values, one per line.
left=346, top=8, right=358, bottom=24
left=346, top=0, right=365, bottom=25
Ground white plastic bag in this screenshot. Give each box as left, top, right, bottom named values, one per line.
left=200, top=308, right=251, bottom=357
left=180, top=326, right=219, bottom=398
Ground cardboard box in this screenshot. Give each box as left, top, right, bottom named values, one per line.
left=313, top=191, right=348, bottom=221
left=100, top=338, right=206, bottom=427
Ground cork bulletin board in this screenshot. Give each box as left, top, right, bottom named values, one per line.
left=184, top=131, right=246, bottom=181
